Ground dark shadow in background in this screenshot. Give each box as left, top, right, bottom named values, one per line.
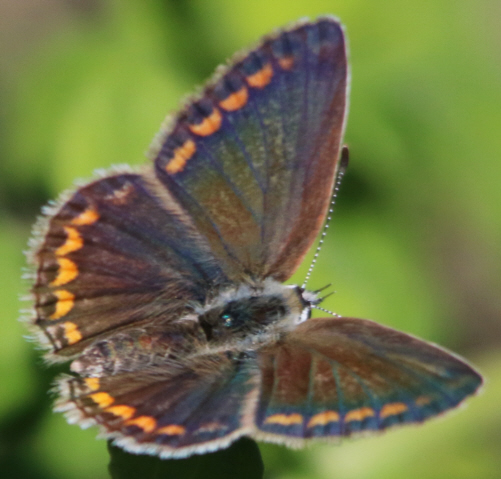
left=108, top=437, right=263, bottom=479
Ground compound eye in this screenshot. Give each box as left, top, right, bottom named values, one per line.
left=221, top=314, right=233, bottom=328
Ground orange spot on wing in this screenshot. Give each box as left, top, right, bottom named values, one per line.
left=157, top=424, right=186, bottom=436
left=71, top=208, right=99, bottom=226
left=84, top=377, right=100, bottom=391
left=49, top=290, right=75, bottom=320
left=415, top=396, right=432, bottom=406
left=380, top=402, right=408, bottom=418
left=105, top=405, right=136, bottom=420
left=56, top=227, right=83, bottom=256
left=246, top=63, right=273, bottom=88
left=125, top=415, right=157, bottom=433
left=278, top=56, right=294, bottom=70
left=307, top=411, right=340, bottom=428
left=62, top=321, right=82, bottom=345
left=165, top=139, right=196, bottom=174
left=90, top=392, right=115, bottom=408
left=219, top=87, right=248, bottom=111
left=345, top=407, right=375, bottom=422
left=50, top=258, right=78, bottom=286
left=189, top=108, right=222, bottom=136
left=264, top=413, right=303, bottom=426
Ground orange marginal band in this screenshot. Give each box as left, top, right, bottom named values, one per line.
left=189, top=108, right=222, bottom=136
left=50, top=258, right=78, bottom=287
left=71, top=208, right=99, bottom=226
left=90, top=392, right=115, bottom=408
left=345, top=407, right=375, bottom=422
left=246, top=63, right=273, bottom=88
left=165, top=139, right=196, bottom=174
left=157, top=424, right=186, bottom=436
left=49, top=290, right=75, bottom=320
left=62, top=321, right=82, bottom=345
left=307, top=410, right=340, bottom=428
left=380, top=402, right=408, bottom=418
left=106, top=405, right=136, bottom=420
left=264, top=413, right=303, bottom=426
left=55, top=227, right=83, bottom=256
left=219, top=86, right=248, bottom=111
left=84, top=377, right=100, bottom=391
left=125, top=416, right=157, bottom=433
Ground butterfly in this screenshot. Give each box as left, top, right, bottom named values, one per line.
left=27, top=17, right=482, bottom=458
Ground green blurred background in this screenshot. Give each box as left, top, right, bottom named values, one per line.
left=1, top=1, right=500, bottom=478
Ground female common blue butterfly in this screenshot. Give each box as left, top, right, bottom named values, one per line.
left=27, top=17, right=482, bottom=458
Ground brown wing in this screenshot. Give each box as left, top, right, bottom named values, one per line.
left=153, top=18, right=348, bottom=282
left=29, top=172, right=228, bottom=360
left=253, top=317, right=482, bottom=443
left=56, top=351, right=259, bottom=458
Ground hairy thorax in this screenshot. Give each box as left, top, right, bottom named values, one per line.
left=71, top=279, right=318, bottom=377
left=197, top=279, right=314, bottom=350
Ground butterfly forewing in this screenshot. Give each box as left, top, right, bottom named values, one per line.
left=153, top=18, right=348, bottom=282
left=254, top=317, right=482, bottom=442
left=31, top=172, right=227, bottom=358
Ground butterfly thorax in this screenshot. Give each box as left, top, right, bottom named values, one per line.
left=71, top=280, right=316, bottom=377
left=196, top=279, right=315, bottom=350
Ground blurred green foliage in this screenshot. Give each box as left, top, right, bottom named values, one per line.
left=1, top=1, right=500, bottom=478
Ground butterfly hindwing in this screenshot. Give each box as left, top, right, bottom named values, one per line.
left=57, top=351, right=260, bottom=458
left=30, top=172, right=227, bottom=359
left=153, top=18, right=348, bottom=282
left=254, top=317, right=482, bottom=442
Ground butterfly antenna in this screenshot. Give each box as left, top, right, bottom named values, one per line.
left=312, top=305, right=340, bottom=317
left=302, top=146, right=349, bottom=289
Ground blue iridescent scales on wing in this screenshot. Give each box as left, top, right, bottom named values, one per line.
left=154, top=18, right=347, bottom=282
left=254, top=317, right=481, bottom=443
left=27, top=16, right=482, bottom=459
